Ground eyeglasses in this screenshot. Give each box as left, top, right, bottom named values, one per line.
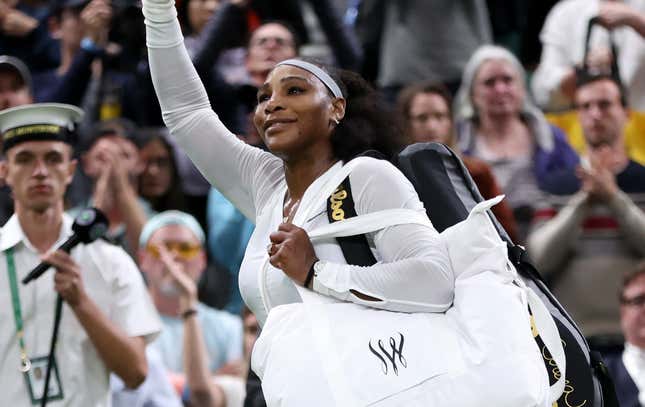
left=621, top=294, right=645, bottom=307
left=250, top=36, right=294, bottom=49
left=146, top=242, right=201, bottom=260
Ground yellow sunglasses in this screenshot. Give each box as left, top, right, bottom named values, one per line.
left=146, top=242, right=202, bottom=260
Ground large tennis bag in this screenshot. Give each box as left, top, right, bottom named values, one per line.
left=326, top=143, right=619, bottom=407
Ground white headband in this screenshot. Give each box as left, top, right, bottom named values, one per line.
left=275, top=59, right=343, bottom=99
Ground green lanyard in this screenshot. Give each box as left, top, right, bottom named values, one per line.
left=6, top=247, right=32, bottom=373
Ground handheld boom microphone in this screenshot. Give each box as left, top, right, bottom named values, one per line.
left=22, top=207, right=109, bottom=285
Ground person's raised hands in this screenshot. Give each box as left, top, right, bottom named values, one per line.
left=598, top=1, right=641, bottom=30
left=81, top=0, right=113, bottom=45
left=156, top=243, right=198, bottom=311
left=578, top=146, right=620, bottom=203
left=0, top=6, right=37, bottom=37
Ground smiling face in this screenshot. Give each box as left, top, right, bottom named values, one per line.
left=253, top=64, right=345, bottom=160
left=472, top=58, right=524, bottom=118
left=1, top=141, right=76, bottom=213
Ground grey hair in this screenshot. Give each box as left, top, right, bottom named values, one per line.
left=453, top=45, right=554, bottom=151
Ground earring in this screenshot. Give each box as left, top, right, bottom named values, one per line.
left=333, top=118, right=340, bottom=125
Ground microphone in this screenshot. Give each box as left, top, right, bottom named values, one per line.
left=22, top=207, right=109, bottom=285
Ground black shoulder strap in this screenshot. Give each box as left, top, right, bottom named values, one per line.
left=326, top=176, right=377, bottom=267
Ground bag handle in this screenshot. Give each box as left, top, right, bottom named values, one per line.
left=580, top=16, right=621, bottom=79
left=525, top=288, right=567, bottom=403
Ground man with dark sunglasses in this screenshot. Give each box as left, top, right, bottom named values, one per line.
left=138, top=210, right=244, bottom=406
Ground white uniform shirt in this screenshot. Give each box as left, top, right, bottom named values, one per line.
left=0, top=214, right=162, bottom=407
left=531, top=0, right=645, bottom=111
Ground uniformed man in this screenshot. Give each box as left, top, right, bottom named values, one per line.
left=0, top=103, right=161, bottom=406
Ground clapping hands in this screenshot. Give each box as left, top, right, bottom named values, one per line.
left=578, top=146, right=621, bottom=203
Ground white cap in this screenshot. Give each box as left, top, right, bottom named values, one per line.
left=0, top=103, right=84, bottom=151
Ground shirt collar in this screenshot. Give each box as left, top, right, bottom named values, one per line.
left=0, top=213, right=74, bottom=252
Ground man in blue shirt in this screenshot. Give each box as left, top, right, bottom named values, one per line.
left=139, top=210, right=244, bottom=405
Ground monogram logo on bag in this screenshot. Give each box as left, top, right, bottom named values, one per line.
left=368, top=332, right=407, bottom=376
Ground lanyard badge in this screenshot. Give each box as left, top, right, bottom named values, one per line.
left=6, top=248, right=65, bottom=404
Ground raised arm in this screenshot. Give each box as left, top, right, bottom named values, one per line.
left=143, top=0, right=281, bottom=221
left=191, top=1, right=247, bottom=75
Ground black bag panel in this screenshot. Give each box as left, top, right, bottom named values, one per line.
left=397, top=142, right=512, bottom=243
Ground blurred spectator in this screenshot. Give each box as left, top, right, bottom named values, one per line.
left=207, top=187, right=254, bottom=314
left=31, top=0, right=112, bottom=105
left=111, top=347, right=183, bottom=407
left=0, top=54, right=32, bottom=109
left=132, top=127, right=236, bottom=314
left=139, top=211, right=244, bottom=406
left=0, top=0, right=59, bottom=71
left=454, top=45, right=579, bottom=241
left=531, top=0, right=645, bottom=111
left=0, top=55, right=33, bottom=224
left=355, top=0, right=491, bottom=97
left=72, top=118, right=151, bottom=254
left=134, top=127, right=187, bottom=214
left=396, top=81, right=519, bottom=242
left=527, top=74, right=645, bottom=337
left=0, top=103, right=161, bottom=405
left=602, top=262, right=645, bottom=407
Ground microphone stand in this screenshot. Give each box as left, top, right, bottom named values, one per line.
left=40, top=294, right=63, bottom=407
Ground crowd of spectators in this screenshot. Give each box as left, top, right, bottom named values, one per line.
left=1, top=0, right=645, bottom=405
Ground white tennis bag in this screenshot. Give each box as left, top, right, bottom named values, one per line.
left=251, top=158, right=565, bottom=407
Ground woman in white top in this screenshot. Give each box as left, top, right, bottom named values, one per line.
left=142, top=0, right=453, bottom=328
left=141, top=4, right=564, bottom=405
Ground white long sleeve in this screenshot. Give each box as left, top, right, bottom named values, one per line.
left=144, top=2, right=454, bottom=322
left=144, top=4, right=282, bottom=221
left=311, top=159, right=454, bottom=313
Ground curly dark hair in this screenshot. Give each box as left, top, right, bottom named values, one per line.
left=315, top=63, right=405, bottom=161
